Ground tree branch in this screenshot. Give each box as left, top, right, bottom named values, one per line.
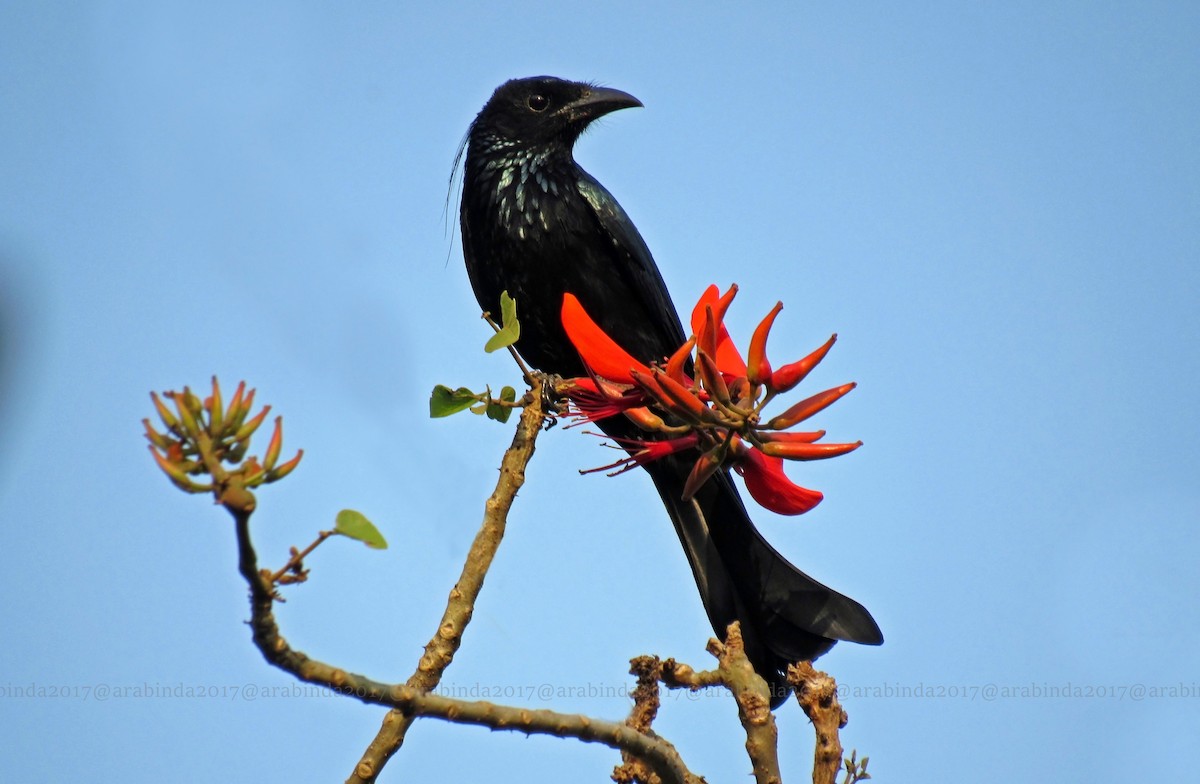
left=613, top=656, right=667, bottom=784
left=788, top=662, right=848, bottom=784
left=232, top=519, right=699, bottom=784
left=347, top=376, right=546, bottom=782
left=708, top=624, right=782, bottom=784
left=150, top=369, right=873, bottom=784
left=219, top=407, right=702, bottom=783
left=618, top=625, right=783, bottom=784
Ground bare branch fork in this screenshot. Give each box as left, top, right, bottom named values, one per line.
left=147, top=374, right=862, bottom=783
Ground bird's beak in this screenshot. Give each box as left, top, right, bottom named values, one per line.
left=560, top=86, right=643, bottom=123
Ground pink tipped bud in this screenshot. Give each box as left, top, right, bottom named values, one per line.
left=142, top=419, right=175, bottom=451
left=150, top=391, right=180, bottom=432
left=170, top=390, right=202, bottom=439
left=265, top=449, right=304, bottom=482
left=149, top=445, right=210, bottom=493
left=225, top=381, right=247, bottom=422
left=263, top=416, right=284, bottom=470
left=234, top=405, right=271, bottom=441
left=208, top=376, right=224, bottom=429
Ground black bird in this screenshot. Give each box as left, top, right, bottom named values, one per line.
left=458, top=76, right=882, bottom=704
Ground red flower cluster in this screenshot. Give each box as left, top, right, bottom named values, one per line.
left=560, top=285, right=860, bottom=516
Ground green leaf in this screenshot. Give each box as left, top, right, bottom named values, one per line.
left=429, top=385, right=481, bottom=417
left=485, top=385, right=517, bottom=423
left=334, top=509, right=388, bottom=549
left=484, top=291, right=520, bottom=353
left=500, top=290, right=518, bottom=324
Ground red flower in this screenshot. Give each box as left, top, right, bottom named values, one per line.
left=559, top=285, right=860, bottom=516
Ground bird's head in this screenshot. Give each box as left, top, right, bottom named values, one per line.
left=468, top=76, right=642, bottom=151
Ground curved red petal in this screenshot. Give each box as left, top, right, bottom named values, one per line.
left=737, top=448, right=824, bottom=515
left=665, top=335, right=696, bottom=385
left=690, top=284, right=722, bottom=337
left=561, top=294, right=651, bottom=384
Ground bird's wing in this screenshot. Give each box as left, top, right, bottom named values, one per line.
left=575, top=171, right=690, bottom=353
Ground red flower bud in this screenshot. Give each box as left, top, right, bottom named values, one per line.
left=766, top=383, right=856, bottom=430
left=758, top=440, right=862, bottom=461
left=753, top=430, right=827, bottom=444
left=695, top=351, right=732, bottom=407
left=623, top=405, right=667, bottom=432
left=634, top=369, right=712, bottom=425
left=747, top=301, right=782, bottom=386
left=770, top=334, right=837, bottom=394
left=665, top=336, right=696, bottom=385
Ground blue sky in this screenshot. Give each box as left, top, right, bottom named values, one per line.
left=2, top=2, right=1197, bottom=781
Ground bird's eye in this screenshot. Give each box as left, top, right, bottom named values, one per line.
left=527, top=94, right=550, bottom=112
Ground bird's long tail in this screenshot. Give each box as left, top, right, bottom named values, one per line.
left=643, top=452, right=883, bottom=706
